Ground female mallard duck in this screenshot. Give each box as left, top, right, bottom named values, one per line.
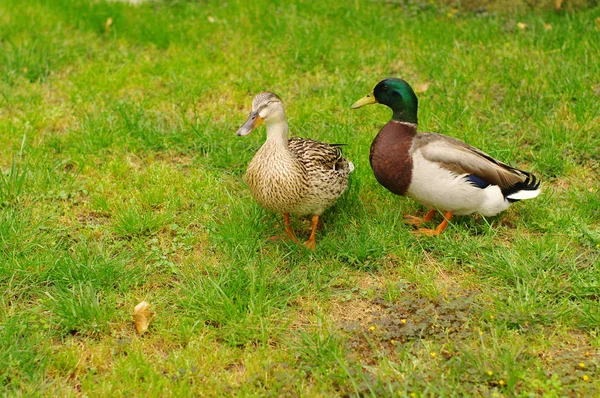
left=237, top=91, right=354, bottom=249
left=351, top=78, right=540, bottom=235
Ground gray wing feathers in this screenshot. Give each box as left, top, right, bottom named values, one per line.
left=415, top=133, right=529, bottom=189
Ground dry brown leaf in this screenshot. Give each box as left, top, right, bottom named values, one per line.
left=133, top=301, right=156, bottom=335
left=414, top=82, right=431, bottom=94
left=544, top=23, right=552, bottom=31
left=555, top=0, right=564, bottom=10
left=517, top=22, right=527, bottom=30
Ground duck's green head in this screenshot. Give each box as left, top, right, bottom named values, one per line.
left=351, top=78, right=418, bottom=124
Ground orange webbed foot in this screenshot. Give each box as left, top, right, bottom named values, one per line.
left=411, top=211, right=453, bottom=236
left=301, top=214, right=320, bottom=251
left=404, top=209, right=437, bottom=227
left=282, top=213, right=300, bottom=244
left=404, top=215, right=425, bottom=226
left=303, top=239, right=316, bottom=251
left=413, top=227, right=443, bottom=236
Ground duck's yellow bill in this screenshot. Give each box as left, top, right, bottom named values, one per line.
left=351, top=92, right=377, bottom=109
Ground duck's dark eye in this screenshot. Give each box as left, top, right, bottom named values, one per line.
left=382, top=85, right=389, bottom=91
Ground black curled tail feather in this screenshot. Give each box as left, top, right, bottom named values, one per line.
left=502, top=172, right=541, bottom=202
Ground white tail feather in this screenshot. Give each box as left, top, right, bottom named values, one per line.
left=506, top=188, right=541, bottom=201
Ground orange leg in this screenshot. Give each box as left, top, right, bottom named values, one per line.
left=416, top=211, right=453, bottom=236
left=404, top=209, right=437, bottom=226
left=283, top=213, right=300, bottom=244
left=303, top=214, right=319, bottom=250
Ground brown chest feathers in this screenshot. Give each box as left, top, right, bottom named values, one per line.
left=369, top=121, right=416, bottom=196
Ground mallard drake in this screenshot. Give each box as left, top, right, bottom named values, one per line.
left=237, top=92, right=354, bottom=249
left=351, top=78, right=540, bottom=235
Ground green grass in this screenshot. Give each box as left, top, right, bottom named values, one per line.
left=1, top=0, right=600, bottom=395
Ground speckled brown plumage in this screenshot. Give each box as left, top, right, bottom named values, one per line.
left=237, top=91, right=354, bottom=248
left=244, top=137, right=352, bottom=216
